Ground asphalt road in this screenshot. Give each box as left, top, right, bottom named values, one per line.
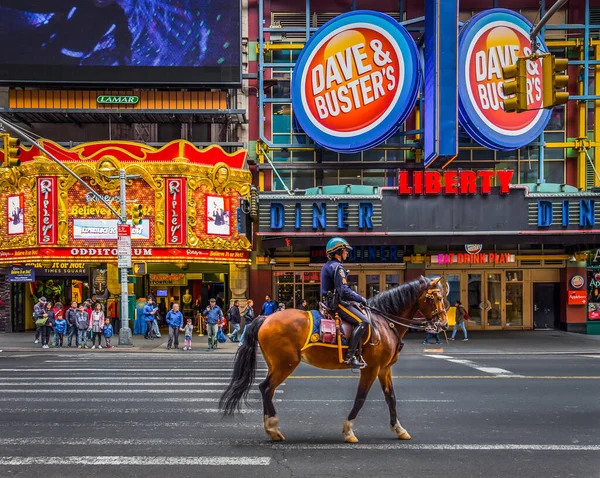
left=0, top=351, right=599, bottom=478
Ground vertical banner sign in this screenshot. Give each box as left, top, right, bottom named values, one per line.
left=117, top=224, right=132, bottom=269
left=37, top=177, right=58, bottom=245
left=458, top=9, right=551, bottom=151
left=424, top=0, right=459, bottom=167
left=292, top=10, right=421, bottom=153
left=165, top=178, right=186, bottom=245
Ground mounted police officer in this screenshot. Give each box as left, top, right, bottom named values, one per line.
left=320, top=237, right=370, bottom=368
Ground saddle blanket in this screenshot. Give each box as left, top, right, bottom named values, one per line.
left=309, top=310, right=349, bottom=346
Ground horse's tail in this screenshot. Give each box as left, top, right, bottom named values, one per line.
left=219, top=315, right=267, bottom=416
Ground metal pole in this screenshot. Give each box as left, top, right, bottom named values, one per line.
left=118, top=169, right=133, bottom=346
left=530, top=0, right=569, bottom=48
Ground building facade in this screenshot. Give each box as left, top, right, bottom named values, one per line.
left=246, top=0, right=600, bottom=334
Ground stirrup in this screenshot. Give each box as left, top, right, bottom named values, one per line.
left=345, top=356, right=367, bottom=369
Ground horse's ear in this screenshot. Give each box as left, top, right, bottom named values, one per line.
left=429, top=277, right=441, bottom=288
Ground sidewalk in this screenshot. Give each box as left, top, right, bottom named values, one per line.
left=1, top=329, right=599, bottom=355
left=0, top=329, right=240, bottom=354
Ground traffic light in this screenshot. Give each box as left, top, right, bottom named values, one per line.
left=131, top=203, right=143, bottom=226
left=2, top=134, right=21, bottom=168
left=502, top=57, right=528, bottom=113
left=542, top=55, right=569, bottom=108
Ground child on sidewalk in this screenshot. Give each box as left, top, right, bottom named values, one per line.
left=53, top=314, right=67, bottom=347
left=103, top=318, right=114, bottom=349
left=181, top=318, right=194, bottom=351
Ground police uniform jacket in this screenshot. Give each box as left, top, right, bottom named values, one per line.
left=320, top=259, right=364, bottom=305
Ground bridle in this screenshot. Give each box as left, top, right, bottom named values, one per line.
left=363, top=286, right=448, bottom=333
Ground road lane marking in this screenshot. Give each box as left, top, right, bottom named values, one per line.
left=0, top=456, right=271, bottom=466
left=0, top=439, right=597, bottom=452
left=270, top=444, right=600, bottom=451
left=428, top=355, right=516, bottom=375
left=0, top=377, right=238, bottom=381
left=0, top=382, right=242, bottom=386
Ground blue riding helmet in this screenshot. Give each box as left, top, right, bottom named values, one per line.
left=326, top=237, right=353, bottom=256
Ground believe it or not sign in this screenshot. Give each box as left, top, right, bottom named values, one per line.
left=96, top=95, right=139, bottom=105
left=7, top=266, right=35, bottom=282
left=29, top=262, right=89, bottom=276
left=458, top=9, right=551, bottom=151
left=432, top=252, right=515, bottom=265
left=310, top=245, right=403, bottom=264
left=398, top=170, right=513, bottom=195
left=568, top=290, right=587, bottom=306
left=291, top=11, right=421, bottom=153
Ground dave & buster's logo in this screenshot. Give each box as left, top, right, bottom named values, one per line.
left=458, top=9, right=552, bottom=151
left=292, top=11, right=420, bottom=153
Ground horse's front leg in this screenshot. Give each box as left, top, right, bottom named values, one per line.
left=378, top=366, right=411, bottom=440
left=343, top=366, right=379, bottom=443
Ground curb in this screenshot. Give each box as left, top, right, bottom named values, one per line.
left=0, top=347, right=238, bottom=354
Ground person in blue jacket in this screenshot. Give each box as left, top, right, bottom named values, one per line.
left=165, top=303, right=184, bottom=350
left=202, top=298, right=224, bottom=350
left=143, top=297, right=157, bottom=340
left=53, top=314, right=67, bottom=348
left=320, top=237, right=370, bottom=368
left=260, top=295, right=278, bottom=316
left=102, top=318, right=114, bottom=348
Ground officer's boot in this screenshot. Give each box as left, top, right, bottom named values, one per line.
left=345, top=323, right=366, bottom=368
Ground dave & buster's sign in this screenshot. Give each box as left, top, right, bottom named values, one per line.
left=458, top=9, right=551, bottom=151
left=292, top=11, right=420, bottom=153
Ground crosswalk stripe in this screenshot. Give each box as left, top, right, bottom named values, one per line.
left=0, top=408, right=261, bottom=414
left=0, top=456, right=271, bottom=466
left=0, top=382, right=246, bottom=386
left=0, top=393, right=282, bottom=402
left=0, top=389, right=262, bottom=394
left=427, top=355, right=515, bottom=375
left=270, top=444, right=600, bottom=451
left=0, top=377, right=237, bottom=381
left=0, top=421, right=261, bottom=428
left=0, top=368, right=267, bottom=372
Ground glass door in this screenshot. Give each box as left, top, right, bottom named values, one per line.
left=467, top=273, right=483, bottom=328
left=485, top=272, right=503, bottom=329
left=365, top=274, right=381, bottom=299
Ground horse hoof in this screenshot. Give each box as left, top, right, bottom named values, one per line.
left=398, top=431, right=411, bottom=440
left=268, top=431, right=285, bottom=441
left=345, top=435, right=359, bottom=443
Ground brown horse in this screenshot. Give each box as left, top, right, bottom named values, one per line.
left=219, top=277, right=448, bottom=443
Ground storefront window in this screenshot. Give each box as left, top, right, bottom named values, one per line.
left=486, top=273, right=502, bottom=327
left=386, top=274, right=400, bottom=290
left=587, top=270, right=600, bottom=320
left=275, top=270, right=321, bottom=310
left=468, top=273, right=482, bottom=327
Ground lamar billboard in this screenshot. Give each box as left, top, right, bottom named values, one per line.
left=0, top=0, right=241, bottom=85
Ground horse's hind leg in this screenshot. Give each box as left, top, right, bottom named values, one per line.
left=259, top=358, right=299, bottom=441
left=378, top=366, right=411, bottom=440
left=343, top=366, right=379, bottom=443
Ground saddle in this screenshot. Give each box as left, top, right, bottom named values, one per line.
left=318, top=302, right=370, bottom=345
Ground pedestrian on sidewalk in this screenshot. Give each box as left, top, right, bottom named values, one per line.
left=52, top=302, right=64, bottom=347
left=423, top=324, right=441, bottom=345
left=227, top=300, right=241, bottom=342
left=41, top=301, right=55, bottom=349
left=203, top=298, right=223, bottom=350
left=33, top=297, right=47, bottom=345
left=298, top=298, right=308, bottom=311
left=143, top=297, right=157, bottom=340
left=65, top=301, right=79, bottom=347
left=277, top=302, right=286, bottom=312
left=75, top=304, right=89, bottom=348
left=89, top=303, right=105, bottom=349
left=166, top=303, right=184, bottom=350
left=182, top=318, right=194, bottom=351
left=238, top=299, right=255, bottom=346
left=103, top=318, right=114, bottom=348
left=53, top=312, right=67, bottom=347
left=449, top=300, right=469, bottom=341
left=260, top=295, right=277, bottom=316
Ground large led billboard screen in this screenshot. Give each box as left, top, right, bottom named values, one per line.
left=0, top=0, right=241, bottom=85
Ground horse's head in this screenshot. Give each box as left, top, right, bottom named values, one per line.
left=417, top=277, right=448, bottom=332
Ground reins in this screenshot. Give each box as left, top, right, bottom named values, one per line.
left=362, top=304, right=431, bottom=331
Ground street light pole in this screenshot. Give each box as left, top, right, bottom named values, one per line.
left=118, top=169, right=133, bottom=346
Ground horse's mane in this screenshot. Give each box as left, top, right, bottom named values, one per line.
left=367, top=276, right=430, bottom=316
